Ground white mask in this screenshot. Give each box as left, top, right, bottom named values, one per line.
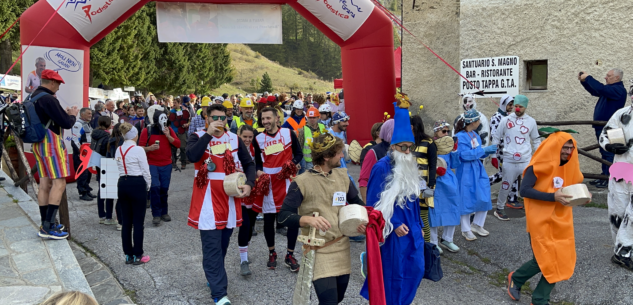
left=158, top=113, right=168, bottom=128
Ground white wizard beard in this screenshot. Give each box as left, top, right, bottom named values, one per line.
left=374, top=150, right=421, bottom=239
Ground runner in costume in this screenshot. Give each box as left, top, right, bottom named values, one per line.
left=488, top=95, right=519, bottom=204
left=186, top=104, right=256, bottom=305
left=253, top=107, right=303, bottom=271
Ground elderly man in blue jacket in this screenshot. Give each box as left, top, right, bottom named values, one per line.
left=580, top=69, right=627, bottom=188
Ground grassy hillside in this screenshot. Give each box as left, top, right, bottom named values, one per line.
left=209, top=44, right=335, bottom=96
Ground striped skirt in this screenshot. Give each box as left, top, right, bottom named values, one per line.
left=32, top=129, right=70, bottom=179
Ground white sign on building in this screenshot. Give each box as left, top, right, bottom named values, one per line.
left=460, top=56, right=519, bottom=98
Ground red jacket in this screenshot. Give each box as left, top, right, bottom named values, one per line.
left=139, top=127, right=181, bottom=166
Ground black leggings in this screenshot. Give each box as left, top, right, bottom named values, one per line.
left=264, top=213, right=298, bottom=250
left=313, top=274, right=350, bottom=304
left=238, top=206, right=258, bottom=247
left=118, top=176, right=147, bottom=257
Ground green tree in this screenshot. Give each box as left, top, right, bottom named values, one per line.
left=0, top=0, right=35, bottom=74
left=260, top=72, right=274, bottom=93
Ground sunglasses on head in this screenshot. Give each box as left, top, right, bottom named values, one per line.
left=211, top=115, right=227, bottom=121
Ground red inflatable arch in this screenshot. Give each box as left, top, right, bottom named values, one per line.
left=21, top=0, right=395, bottom=145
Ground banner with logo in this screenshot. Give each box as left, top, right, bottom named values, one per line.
left=0, top=74, right=21, bottom=91
left=297, top=0, right=374, bottom=41
left=156, top=3, right=282, bottom=44
left=22, top=46, right=85, bottom=152
left=47, top=0, right=143, bottom=42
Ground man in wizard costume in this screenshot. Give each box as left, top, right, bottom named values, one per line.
left=360, top=94, right=425, bottom=305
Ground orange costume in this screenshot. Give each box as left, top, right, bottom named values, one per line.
left=524, top=131, right=583, bottom=283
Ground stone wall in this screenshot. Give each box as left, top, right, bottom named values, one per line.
left=403, top=0, right=633, bottom=174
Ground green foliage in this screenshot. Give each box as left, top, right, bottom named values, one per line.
left=0, top=1, right=35, bottom=74
left=248, top=5, right=342, bottom=80
left=259, top=72, right=274, bottom=93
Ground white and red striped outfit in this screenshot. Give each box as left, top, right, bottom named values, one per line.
left=188, top=131, right=242, bottom=230
left=254, top=127, right=294, bottom=214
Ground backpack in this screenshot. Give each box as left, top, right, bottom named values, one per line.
left=7, top=92, right=51, bottom=143
left=90, top=134, right=110, bottom=157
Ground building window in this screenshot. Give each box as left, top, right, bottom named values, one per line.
left=526, top=60, right=548, bottom=90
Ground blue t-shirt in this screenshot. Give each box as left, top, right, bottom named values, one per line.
left=327, top=128, right=347, bottom=144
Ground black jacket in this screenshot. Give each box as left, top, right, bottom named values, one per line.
left=32, top=87, right=76, bottom=135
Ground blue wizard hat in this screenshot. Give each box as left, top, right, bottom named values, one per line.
left=390, top=97, right=415, bottom=145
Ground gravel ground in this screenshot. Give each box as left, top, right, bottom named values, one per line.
left=62, top=162, right=632, bottom=305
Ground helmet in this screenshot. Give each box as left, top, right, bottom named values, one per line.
left=201, top=96, right=211, bottom=107
left=240, top=98, right=254, bottom=108
left=214, top=96, right=224, bottom=103
left=318, top=104, right=331, bottom=113
left=293, top=100, right=304, bottom=109
left=306, top=107, right=320, bottom=118
left=222, top=100, right=233, bottom=109
left=332, top=112, right=350, bottom=124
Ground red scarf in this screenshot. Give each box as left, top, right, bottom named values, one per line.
left=365, top=207, right=386, bottom=305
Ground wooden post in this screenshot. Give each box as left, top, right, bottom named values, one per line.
left=536, top=120, right=607, bottom=126
left=11, top=133, right=38, bottom=197
left=59, top=190, right=71, bottom=237
left=1, top=147, right=19, bottom=180
left=577, top=148, right=612, bottom=166
left=582, top=173, right=609, bottom=180
left=580, top=144, right=600, bottom=152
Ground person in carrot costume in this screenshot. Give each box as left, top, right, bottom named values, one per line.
left=506, top=131, right=591, bottom=305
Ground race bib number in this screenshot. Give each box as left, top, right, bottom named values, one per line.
left=471, top=137, right=479, bottom=148
left=211, top=143, right=227, bottom=155
left=553, top=177, right=564, bottom=188
left=177, top=110, right=183, bottom=116
left=265, top=143, right=284, bottom=155
left=333, top=192, right=346, bottom=206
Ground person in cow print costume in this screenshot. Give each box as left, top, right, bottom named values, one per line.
left=489, top=95, right=520, bottom=204
left=453, top=94, right=490, bottom=148
left=491, top=95, right=541, bottom=221
left=598, top=80, right=633, bottom=271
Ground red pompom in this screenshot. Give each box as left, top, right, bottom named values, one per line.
left=253, top=174, right=271, bottom=196
left=275, top=160, right=298, bottom=180
left=436, top=167, right=447, bottom=176
left=241, top=194, right=254, bottom=206
left=223, top=150, right=236, bottom=175
left=195, top=165, right=209, bottom=189
left=453, top=139, right=458, bottom=151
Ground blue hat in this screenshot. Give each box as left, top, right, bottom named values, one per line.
left=463, top=109, right=480, bottom=124
left=182, top=96, right=191, bottom=104
left=332, top=112, right=350, bottom=124
left=390, top=102, right=415, bottom=145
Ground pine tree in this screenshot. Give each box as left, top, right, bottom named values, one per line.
left=260, top=72, right=274, bottom=93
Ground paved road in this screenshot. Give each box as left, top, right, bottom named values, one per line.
left=64, top=163, right=632, bottom=305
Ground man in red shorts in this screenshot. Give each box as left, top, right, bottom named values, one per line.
left=32, top=70, right=78, bottom=239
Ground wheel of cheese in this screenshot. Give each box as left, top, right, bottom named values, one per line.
left=224, top=172, right=246, bottom=197
left=560, top=184, right=591, bottom=207
left=607, top=128, right=626, bottom=145
left=349, top=140, right=363, bottom=164
left=338, top=205, right=369, bottom=237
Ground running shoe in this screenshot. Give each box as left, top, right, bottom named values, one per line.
left=99, top=217, right=106, bottom=224
left=125, top=255, right=134, bottom=265
left=461, top=231, right=477, bottom=241
left=38, top=227, right=69, bottom=240
left=612, top=254, right=633, bottom=271
left=436, top=245, right=443, bottom=255
left=161, top=214, right=172, bottom=222
left=104, top=219, right=117, bottom=225
left=133, top=255, right=150, bottom=265
left=49, top=223, right=65, bottom=231
left=240, top=261, right=252, bottom=276
left=506, top=200, right=524, bottom=209
left=494, top=209, right=510, bottom=221
left=267, top=252, right=277, bottom=269
left=440, top=240, right=460, bottom=253
left=506, top=271, right=521, bottom=301
left=117, top=224, right=122, bottom=231
left=214, top=296, right=231, bottom=305
left=360, top=252, right=367, bottom=278
left=471, top=224, right=489, bottom=237
left=285, top=254, right=300, bottom=272
left=152, top=217, right=161, bottom=226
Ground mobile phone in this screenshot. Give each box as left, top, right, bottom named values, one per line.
left=155, top=140, right=160, bottom=147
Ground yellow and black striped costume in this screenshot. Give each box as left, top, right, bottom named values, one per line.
left=413, top=139, right=437, bottom=242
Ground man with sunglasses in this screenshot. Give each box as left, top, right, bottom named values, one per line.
left=361, top=100, right=425, bottom=304
left=491, top=95, right=541, bottom=220
left=186, top=104, right=256, bottom=305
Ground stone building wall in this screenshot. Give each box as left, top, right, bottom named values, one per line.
left=403, top=0, right=633, bottom=174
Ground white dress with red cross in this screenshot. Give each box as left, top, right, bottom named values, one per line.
left=187, top=131, right=243, bottom=230
left=254, top=128, right=294, bottom=214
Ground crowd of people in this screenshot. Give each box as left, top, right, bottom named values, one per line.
left=22, top=67, right=633, bottom=305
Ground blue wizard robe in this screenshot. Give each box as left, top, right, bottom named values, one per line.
left=455, top=131, right=492, bottom=214
left=360, top=155, right=425, bottom=305
left=429, top=152, right=462, bottom=227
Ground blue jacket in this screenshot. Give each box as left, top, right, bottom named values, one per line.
left=581, top=76, right=627, bottom=128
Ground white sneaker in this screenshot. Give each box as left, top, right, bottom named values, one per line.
left=471, top=224, right=489, bottom=237
left=436, top=245, right=443, bottom=255
left=462, top=231, right=477, bottom=241
left=440, top=240, right=460, bottom=253
left=215, top=296, right=231, bottom=305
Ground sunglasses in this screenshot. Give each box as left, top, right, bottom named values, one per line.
left=440, top=130, right=449, bottom=134
left=395, top=143, right=416, bottom=152
left=211, top=115, right=227, bottom=121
